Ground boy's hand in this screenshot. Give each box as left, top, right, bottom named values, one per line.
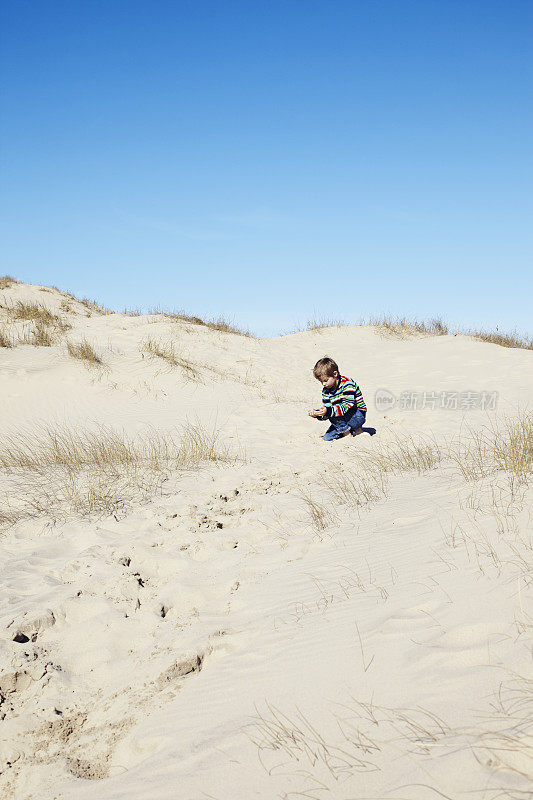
left=308, top=407, right=327, bottom=418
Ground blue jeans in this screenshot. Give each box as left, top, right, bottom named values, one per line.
left=323, top=408, right=366, bottom=441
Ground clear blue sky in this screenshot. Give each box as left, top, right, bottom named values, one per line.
left=1, top=0, right=531, bottom=336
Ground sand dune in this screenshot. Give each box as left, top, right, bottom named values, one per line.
left=1, top=281, right=531, bottom=799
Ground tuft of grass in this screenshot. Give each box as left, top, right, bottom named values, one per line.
left=160, top=311, right=204, bottom=326
left=367, top=315, right=532, bottom=350
left=0, top=275, right=19, bottom=289
left=155, top=309, right=253, bottom=336
left=246, top=701, right=375, bottom=779
left=29, top=320, right=55, bottom=346
left=18, top=319, right=57, bottom=346
left=6, top=301, right=71, bottom=346
left=60, top=298, right=74, bottom=313
left=0, top=422, right=229, bottom=472
left=79, top=297, right=114, bottom=315
left=369, top=432, right=443, bottom=475
left=312, top=418, right=529, bottom=532
left=206, top=315, right=252, bottom=336
left=281, top=314, right=532, bottom=350
left=472, top=672, right=533, bottom=784
left=0, top=506, right=18, bottom=526
left=141, top=337, right=200, bottom=379
left=0, top=422, right=232, bottom=526
left=322, top=466, right=388, bottom=509
left=368, top=315, right=448, bottom=339
left=451, top=411, right=533, bottom=488
left=305, top=315, right=347, bottom=331
left=0, top=326, right=14, bottom=348
left=62, top=291, right=113, bottom=315
left=300, top=491, right=338, bottom=531
left=465, top=327, right=533, bottom=350
left=67, top=339, right=104, bottom=366
left=493, top=412, right=533, bottom=481
left=247, top=698, right=451, bottom=787
left=11, top=300, right=68, bottom=329
left=286, top=316, right=347, bottom=334
left=313, top=434, right=443, bottom=522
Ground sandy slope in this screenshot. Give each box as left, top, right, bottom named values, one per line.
left=0, top=282, right=531, bottom=799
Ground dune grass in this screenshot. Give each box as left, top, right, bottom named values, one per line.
left=0, top=422, right=232, bottom=525
left=29, top=320, right=55, bottom=346
left=0, top=422, right=229, bottom=472
left=285, top=314, right=448, bottom=337
left=471, top=671, right=533, bottom=784
left=67, top=338, right=104, bottom=367
left=287, top=315, right=447, bottom=336
left=141, top=337, right=201, bottom=379
left=312, top=433, right=442, bottom=520
left=0, top=327, right=14, bottom=348
left=1, top=277, right=248, bottom=327
left=64, top=293, right=114, bottom=315
left=322, top=466, right=388, bottom=511
left=289, top=313, right=532, bottom=350
left=306, top=413, right=531, bottom=527
left=285, top=316, right=348, bottom=334
left=301, top=433, right=444, bottom=529
left=10, top=300, right=69, bottom=329
left=304, top=315, right=347, bottom=331
left=0, top=275, right=19, bottom=290
left=300, top=490, right=339, bottom=531
left=367, top=315, right=448, bottom=338
left=451, top=411, right=533, bottom=488
left=368, top=431, right=444, bottom=474
left=367, top=315, right=533, bottom=349
left=206, top=315, right=252, bottom=335
left=153, top=308, right=252, bottom=336
left=60, top=298, right=75, bottom=313
left=464, top=327, right=533, bottom=350
left=16, top=319, right=57, bottom=346
left=0, top=300, right=71, bottom=346
left=247, top=698, right=452, bottom=787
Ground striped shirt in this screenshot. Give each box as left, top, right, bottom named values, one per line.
left=322, top=375, right=367, bottom=417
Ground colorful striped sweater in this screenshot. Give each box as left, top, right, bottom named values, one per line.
left=321, top=375, right=367, bottom=418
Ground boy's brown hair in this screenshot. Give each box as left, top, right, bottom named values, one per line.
left=313, top=356, right=339, bottom=380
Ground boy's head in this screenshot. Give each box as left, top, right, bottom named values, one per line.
left=313, top=357, right=340, bottom=389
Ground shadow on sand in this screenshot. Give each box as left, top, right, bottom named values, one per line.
left=359, top=426, right=377, bottom=436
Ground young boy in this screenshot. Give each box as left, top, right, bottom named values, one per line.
left=308, top=357, right=367, bottom=441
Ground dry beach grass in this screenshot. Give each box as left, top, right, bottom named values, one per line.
left=140, top=336, right=201, bottom=379
left=0, top=422, right=232, bottom=525
left=290, top=310, right=532, bottom=351
left=0, top=326, right=13, bottom=348
left=158, top=309, right=253, bottom=336
left=0, top=296, right=71, bottom=347
left=66, top=338, right=104, bottom=367
left=0, top=275, right=19, bottom=290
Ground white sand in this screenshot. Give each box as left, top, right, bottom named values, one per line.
left=0, top=281, right=531, bottom=799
